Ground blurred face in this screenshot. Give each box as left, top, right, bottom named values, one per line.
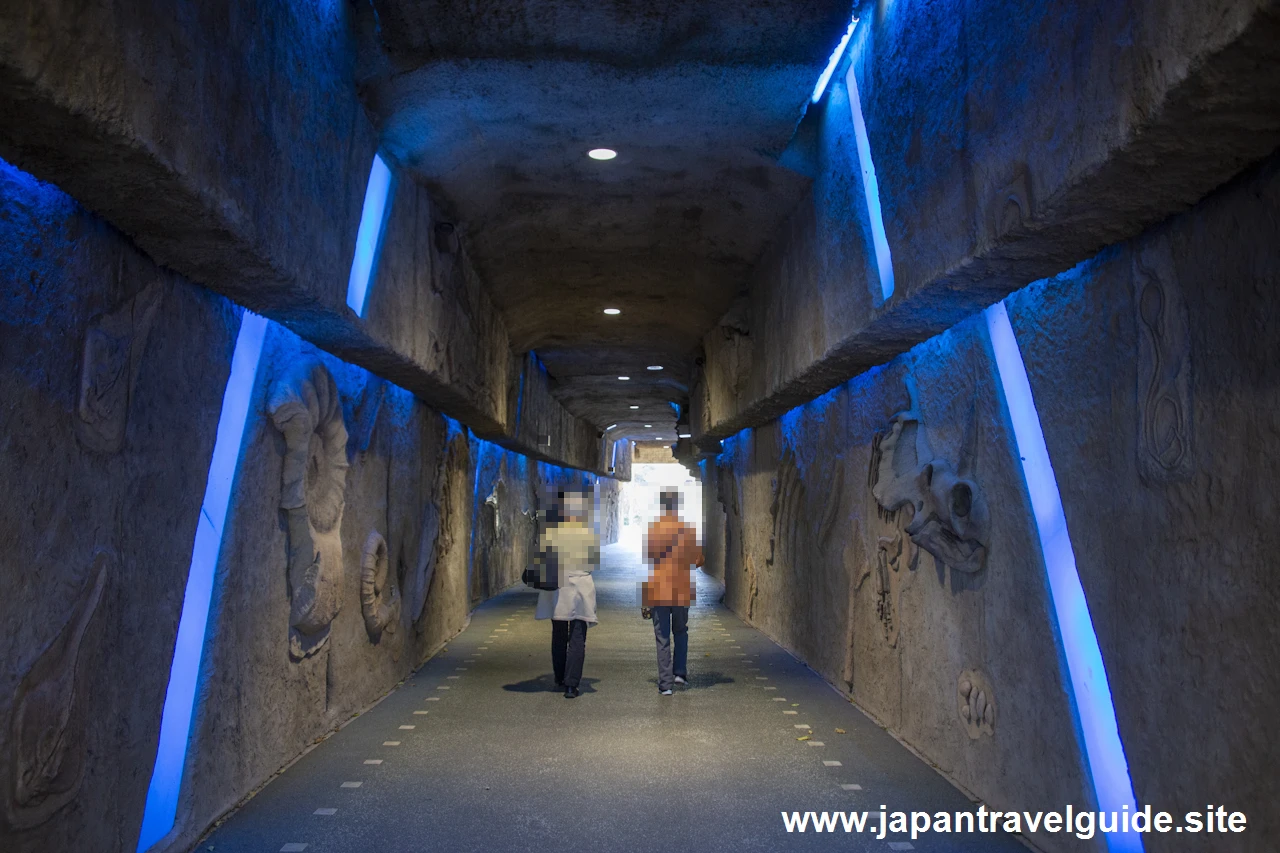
left=562, top=491, right=589, bottom=522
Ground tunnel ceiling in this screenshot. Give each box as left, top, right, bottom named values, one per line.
left=360, top=0, right=854, bottom=439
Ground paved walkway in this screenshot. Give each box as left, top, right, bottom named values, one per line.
left=202, top=541, right=1025, bottom=852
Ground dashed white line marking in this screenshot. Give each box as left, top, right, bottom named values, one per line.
left=888, top=844, right=915, bottom=851
left=808, top=741, right=825, bottom=747
left=436, top=686, right=451, bottom=690
left=364, top=759, right=383, bottom=765
left=281, top=844, right=308, bottom=852
left=382, top=741, right=400, bottom=746
left=794, top=724, right=811, bottom=729
left=399, top=725, right=416, bottom=730
left=772, top=698, right=787, bottom=701
left=426, top=697, right=441, bottom=701
left=840, top=784, right=863, bottom=791
left=823, top=760, right=842, bottom=767
left=447, top=676, right=460, bottom=679
left=413, top=710, right=429, bottom=715
left=783, top=711, right=798, bottom=715
left=314, top=808, right=337, bottom=815
left=340, top=781, right=362, bottom=788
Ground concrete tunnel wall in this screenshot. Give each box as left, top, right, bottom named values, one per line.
left=1, top=0, right=1278, bottom=851
left=702, top=151, right=1280, bottom=852
left=0, top=159, right=617, bottom=853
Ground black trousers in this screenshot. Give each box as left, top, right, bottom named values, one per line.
left=551, top=619, right=589, bottom=688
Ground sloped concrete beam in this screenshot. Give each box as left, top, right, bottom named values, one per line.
left=693, top=0, right=1280, bottom=441
left=0, top=0, right=606, bottom=474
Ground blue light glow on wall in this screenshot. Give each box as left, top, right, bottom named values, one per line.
left=346, top=154, right=396, bottom=317
left=845, top=62, right=895, bottom=303
left=811, top=14, right=859, bottom=103
left=137, top=311, right=269, bottom=852
left=985, top=301, right=1142, bottom=853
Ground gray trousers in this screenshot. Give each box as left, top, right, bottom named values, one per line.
left=651, top=605, right=689, bottom=691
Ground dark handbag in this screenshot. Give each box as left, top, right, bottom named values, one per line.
left=522, top=546, right=560, bottom=591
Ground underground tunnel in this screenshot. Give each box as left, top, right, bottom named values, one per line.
left=2, top=1, right=1279, bottom=851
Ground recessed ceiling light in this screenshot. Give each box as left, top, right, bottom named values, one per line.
left=644, top=424, right=652, bottom=428
left=679, top=432, right=692, bottom=438
left=618, top=376, right=630, bottom=381
left=605, top=424, right=617, bottom=430
left=629, top=405, right=639, bottom=409
left=647, top=365, right=663, bottom=371
left=588, top=148, right=617, bottom=160
left=603, top=307, right=621, bottom=315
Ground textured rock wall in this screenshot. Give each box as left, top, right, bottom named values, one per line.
left=710, top=154, right=1280, bottom=851
left=694, top=0, right=1280, bottom=442
left=0, top=0, right=607, bottom=472
left=596, top=477, right=622, bottom=546
left=1003, top=154, right=1280, bottom=850
left=0, top=162, right=235, bottom=852
left=0, top=160, right=606, bottom=853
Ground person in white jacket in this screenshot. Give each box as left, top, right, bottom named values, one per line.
left=534, top=489, right=599, bottom=698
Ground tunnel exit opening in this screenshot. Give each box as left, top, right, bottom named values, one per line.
left=619, top=464, right=703, bottom=549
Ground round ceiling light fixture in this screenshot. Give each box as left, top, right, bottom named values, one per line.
left=646, top=365, right=663, bottom=371
left=588, top=148, right=617, bottom=161
left=602, top=307, right=621, bottom=315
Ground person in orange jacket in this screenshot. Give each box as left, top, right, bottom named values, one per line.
left=642, top=490, right=704, bottom=694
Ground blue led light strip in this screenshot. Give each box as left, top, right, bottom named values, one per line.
left=845, top=62, right=895, bottom=302
left=811, top=15, right=859, bottom=103
left=346, top=154, right=396, bottom=317
left=136, top=311, right=269, bottom=852
left=985, top=301, right=1142, bottom=853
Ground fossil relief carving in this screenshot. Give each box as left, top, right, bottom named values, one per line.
left=6, top=550, right=110, bottom=829
left=1133, top=239, right=1193, bottom=484
left=766, top=449, right=803, bottom=572
left=870, top=378, right=989, bottom=575
left=957, top=669, right=996, bottom=738
left=408, top=432, right=469, bottom=632
left=360, top=531, right=400, bottom=643
left=76, top=282, right=164, bottom=454
left=865, top=437, right=917, bottom=647
left=268, top=360, right=349, bottom=661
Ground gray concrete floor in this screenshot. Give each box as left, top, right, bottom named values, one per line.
left=200, top=541, right=1026, bottom=852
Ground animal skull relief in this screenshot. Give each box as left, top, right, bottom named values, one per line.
left=871, top=379, right=989, bottom=574
left=268, top=359, right=350, bottom=660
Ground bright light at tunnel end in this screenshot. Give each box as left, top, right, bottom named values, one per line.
left=985, top=301, right=1143, bottom=853
left=811, top=14, right=860, bottom=103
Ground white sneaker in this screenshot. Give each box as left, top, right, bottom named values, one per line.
left=674, top=675, right=688, bottom=686
left=660, top=689, right=673, bottom=696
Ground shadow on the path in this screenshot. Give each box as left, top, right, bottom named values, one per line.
left=502, top=674, right=601, bottom=694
